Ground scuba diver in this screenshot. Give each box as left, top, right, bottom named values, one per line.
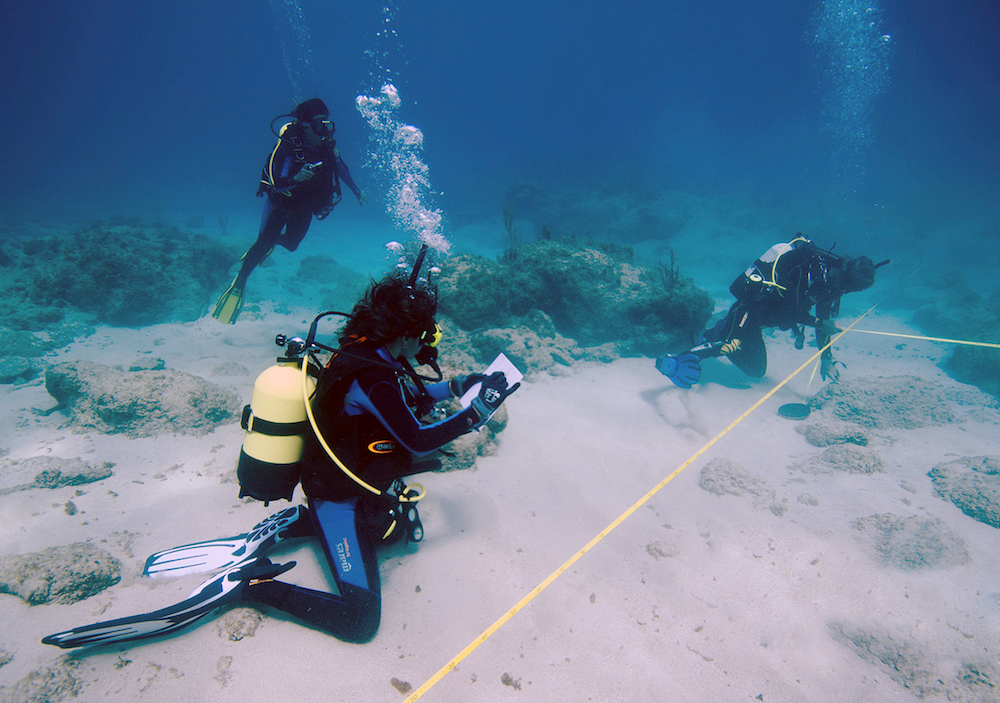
left=44, top=249, right=519, bottom=648
left=212, top=97, right=369, bottom=324
left=656, top=235, right=886, bottom=389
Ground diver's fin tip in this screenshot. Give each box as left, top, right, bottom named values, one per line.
left=211, top=283, right=245, bottom=324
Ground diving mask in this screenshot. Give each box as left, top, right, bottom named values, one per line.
left=419, top=321, right=442, bottom=349
left=310, top=117, right=334, bottom=138
left=414, top=322, right=442, bottom=369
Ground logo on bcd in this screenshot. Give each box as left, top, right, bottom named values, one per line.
left=336, top=537, right=352, bottom=572
left=368, top=440, right=395, bottom=454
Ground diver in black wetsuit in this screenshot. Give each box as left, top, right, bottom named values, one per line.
left=43, top=268, right=519, bottom=649
left=212, top=97, right=368, bottom=324
left=656, top=235, right=883, bottom=389
left=241, top=273, right=519, bottom=642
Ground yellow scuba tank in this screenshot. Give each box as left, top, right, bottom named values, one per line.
left=237, top=361, right=316, bottom=504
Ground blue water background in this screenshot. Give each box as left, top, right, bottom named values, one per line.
left=1, top=1, right=997, bottom=283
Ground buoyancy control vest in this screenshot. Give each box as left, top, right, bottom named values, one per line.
left=256, top=122, right=340, bottom=211
left=300, top=339, right=417, bottom=501
left=729, top=236, right=844, bottom=330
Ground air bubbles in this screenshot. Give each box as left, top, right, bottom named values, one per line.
left=808, top=0, right=893, bottom=186
left=357, top=85, right=450, bottom=254
left=394, top=125, right=424, bottom=147
left=267, top=0, right=315, bottom=103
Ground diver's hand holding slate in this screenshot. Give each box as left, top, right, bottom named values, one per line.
left=459, top=353, right=523, bottom=407
left=449, top=373, right=486, bottom=398
left=471, top=371, right=519, bottom=425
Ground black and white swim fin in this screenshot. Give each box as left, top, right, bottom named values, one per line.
left=143, top=506, right=307, bottom=578
left=42, top=557, right=295, bottom=649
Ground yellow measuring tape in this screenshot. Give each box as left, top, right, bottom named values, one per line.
left=850, top=329, right=1000, bottom=349
left=403, top=307, right=879, bottom=702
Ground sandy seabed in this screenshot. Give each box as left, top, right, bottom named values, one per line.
left=0, top=237, right=998, bottom=702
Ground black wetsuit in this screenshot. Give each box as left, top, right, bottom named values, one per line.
left=235, top=123, right=362, bottom=289
left=242, top=341, right=479, bottom=642
left=697, top=238, right=846, bottom=378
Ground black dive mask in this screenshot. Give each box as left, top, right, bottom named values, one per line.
left=310, top=118, right=334, bottom=138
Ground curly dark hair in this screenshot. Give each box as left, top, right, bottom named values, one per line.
left=340, top=274, right=437, bottom=345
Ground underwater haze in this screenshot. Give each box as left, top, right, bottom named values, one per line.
left=1, top=1, right=997, bottom=272
left=5, top=3, right=1000, bottom=702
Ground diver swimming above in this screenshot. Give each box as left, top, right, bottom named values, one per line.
left=44, top=255, right=519, bottom=648
left=212, top=97, right=369, bottom=324
left=656, top=234, right=887, bottom=389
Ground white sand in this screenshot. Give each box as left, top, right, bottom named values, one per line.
left=1, top=250, right=999, bottom=702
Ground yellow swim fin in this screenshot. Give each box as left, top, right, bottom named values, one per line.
left=211, top=281, right=245, bottom=324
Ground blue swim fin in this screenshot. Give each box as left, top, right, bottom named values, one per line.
left=655, top=352, right=702, bottom=389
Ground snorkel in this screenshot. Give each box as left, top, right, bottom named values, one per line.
left=405, top=243, right=444, bottom=381
left=408, top=243, right=429, bottom=288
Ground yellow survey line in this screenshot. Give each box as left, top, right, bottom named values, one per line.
left=850, top=329, right=1000, bottom=349
left=402, top=305, right=879, bottom=702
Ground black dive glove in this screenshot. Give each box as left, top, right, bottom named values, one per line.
left=449, top=373, right=486, bottom=398
left=471, top=371, right=519, bottom=425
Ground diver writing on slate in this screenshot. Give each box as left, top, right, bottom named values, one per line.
left=44, top=249, right=520, bottom=648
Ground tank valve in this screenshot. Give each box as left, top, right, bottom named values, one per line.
left=284, top=337, right=307, bottom=357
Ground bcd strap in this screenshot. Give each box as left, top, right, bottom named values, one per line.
left=240, top=405, right=311, bottom=436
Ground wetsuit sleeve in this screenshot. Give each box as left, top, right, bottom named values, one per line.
left=353, top=377, right=480, bottom=456
left=417, top=381, right=453, bottom=403
left=333, top=151, right=362, bottom=198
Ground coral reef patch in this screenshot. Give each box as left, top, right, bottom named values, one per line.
left=796, top=420, right=870, bottom=447
left=0, top=657, right=82, bottom=703
left=796, top=444, right=884, bottom=474
left=698, top=458, right=786, bottom=516
left=928, top=456, right=1000, bottom=529
left=0, top=543, right=121, bottom=605
left=828, top=620, right=999, bottom=701
left=438, top=239, right=711, bottom=358
left=810, top=375, right=957, bottom=429
left=852, top=513, right=970, bottom=570
left=0, top=456, right=114, bottom=497
left=0, top=220, right=238, bottom=336
left=45, top=360, right=240, bottom=437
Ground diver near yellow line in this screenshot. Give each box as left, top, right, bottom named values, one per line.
left=656, top=235, right=889, bottom=387
left=45, top=256, right=519, bottom=648
left=213, top=97, right=368, bottom=324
